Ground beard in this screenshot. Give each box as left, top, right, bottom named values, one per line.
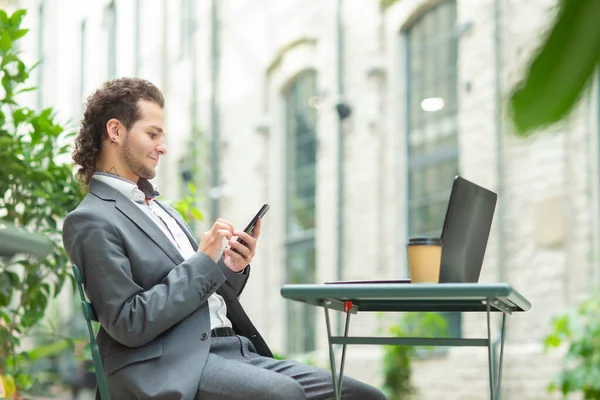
left=123, top=135, right=156, bottom=180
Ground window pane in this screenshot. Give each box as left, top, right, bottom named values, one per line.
left=407, top=1, right=458, bottom=238
left=284, top=71, right=318, bottom=354
left=286, top=72, right=317, bottom=235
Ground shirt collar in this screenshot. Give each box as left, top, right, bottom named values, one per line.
left=92, top=172, right=160, bottom=204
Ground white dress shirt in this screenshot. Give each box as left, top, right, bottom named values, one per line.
left=93, top=172, right=232, bottom=330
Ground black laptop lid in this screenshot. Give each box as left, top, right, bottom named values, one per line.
left=439, top=176, right=497, bottom=283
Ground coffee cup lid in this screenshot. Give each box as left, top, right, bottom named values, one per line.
left=407, top=237, right=442, bottom=246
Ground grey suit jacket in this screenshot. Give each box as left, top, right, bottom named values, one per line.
left=62, top=179, right=272, bottom=399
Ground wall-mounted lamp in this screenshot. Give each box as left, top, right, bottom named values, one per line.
left=335, top=101, right=352, bottom=120
left=366, top=65, right=386, bottom=80
left=255, top=117, right=270, bottom=136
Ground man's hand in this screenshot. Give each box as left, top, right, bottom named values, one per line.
left=223, top=218, right=262, bottom=273
left=199, top=218, right=235, bottom=263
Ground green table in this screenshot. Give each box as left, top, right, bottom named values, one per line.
left=280, top=282, right=531, bottom=400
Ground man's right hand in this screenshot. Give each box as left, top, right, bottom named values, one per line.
left=199, top=218, right=234, bottom=262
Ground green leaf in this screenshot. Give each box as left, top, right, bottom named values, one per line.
left=15, top=373, right=32, bottom=390
left=191, top=208, right=204, bottom=220
left=27, top=59, right=42, bottom=73
left=5, top=356, right=14, bottom=370
left=0, top=10, right=8, bottom=27
left=0, top=310, right=10, bottom=324
left=12, top=28, right=28, bottom=40
left=0, top=30, right=12, bottom=52
left=509, top=0, right=600, bottom=136
left=9, top=9, right=26, bottom=27
left=12, top=107, right=28, bottom=125
left=1, top=53, right=17, bottom=68
left=15, top=85, right=36, bottom=94
left=27, top=339, right=71, bottom=361
left=2, top=71, right=13, bottom=98
left=544, top=334, right=561, bottom=349
left=20, top=309, right=44, bottom=328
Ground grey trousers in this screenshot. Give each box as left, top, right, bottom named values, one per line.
left=197, top=336, right=387, bottom=400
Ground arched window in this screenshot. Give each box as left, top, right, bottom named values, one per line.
left=284, top=70, right=318, bottom=354
left=405, top=0, right=461, bottom=337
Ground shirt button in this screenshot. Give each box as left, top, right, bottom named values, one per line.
left=201, top=332, right=209, bottom=340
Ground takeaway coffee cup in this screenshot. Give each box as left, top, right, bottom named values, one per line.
left=407, top=237, right=443, bottom=283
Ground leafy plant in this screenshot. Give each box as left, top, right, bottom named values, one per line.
left=0, top=8, right=84, bottom=397
left=544, top=296, right=600, bottom=399
left=511, top=1, right=600, bottom=398
left=509, top=0, right=600, bottom=135
left=169, top=182, right=204, bottom=224
left=382, top=312, right=448, bottom=400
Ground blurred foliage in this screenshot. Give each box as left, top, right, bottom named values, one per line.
left=379, top=0, right=400, bottom=11
left=0, top=8, right=84, bottom=397
left=509, top=0, right=600, bottom=136
left=382, top=312, right=448, bottom=400
left=518, top=1, right=600, bottom=397
left=544, top=296, right=600, bottom=399
left=168, top=182, right=204, bottom=225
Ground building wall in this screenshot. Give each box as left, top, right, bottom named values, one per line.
left=14, top=0, right=600, bottom=398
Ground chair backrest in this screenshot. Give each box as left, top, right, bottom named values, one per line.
left=72, top=264, right=110, bottom=400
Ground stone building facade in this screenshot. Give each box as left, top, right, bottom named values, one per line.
left=16, top=0, right=600, bottom=398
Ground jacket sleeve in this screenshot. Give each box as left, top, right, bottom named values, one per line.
left=217, top=258, right=251, bottom=299
left=162, top=203, right=251, bottom=299
left=62, top=209, right=227, bottom=348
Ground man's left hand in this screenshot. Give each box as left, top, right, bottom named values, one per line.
left=223, top=218, right=262, bottom=273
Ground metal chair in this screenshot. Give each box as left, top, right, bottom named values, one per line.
left=72, top=264, right=109, bottom=400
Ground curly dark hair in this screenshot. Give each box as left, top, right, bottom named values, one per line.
left=73, top=77, right=165, bottom=188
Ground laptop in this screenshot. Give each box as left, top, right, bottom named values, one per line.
left=326, top=176, right=497, bottom=285
left=438, top=176, right=497, bottom=283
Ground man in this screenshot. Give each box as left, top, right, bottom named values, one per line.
left=62, top=78, right=386, bottom=400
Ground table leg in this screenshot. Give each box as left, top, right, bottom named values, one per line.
left=338, top=304, right=352, bottom=391
left=323, top=301, right=353, bottom=400
left=486, top=300, right=496, bottom=400
left=496, top=312, right=506, bottom=399
left=485, top=301, right=508, bottom=400
left=323, top=302, right=341, bottom=400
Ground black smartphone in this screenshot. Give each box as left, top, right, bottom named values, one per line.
left=241, top=203, right=270, bottom=237
left=233, top=204, right=270, bottom=251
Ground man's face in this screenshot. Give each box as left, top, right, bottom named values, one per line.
left=122, top=100, right=167, bottom=180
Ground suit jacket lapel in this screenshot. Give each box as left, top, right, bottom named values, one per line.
left=89, top=179, right=184, bottom=265
left=115, top=195, right=184, bottom=265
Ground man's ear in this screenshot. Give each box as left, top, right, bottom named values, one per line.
left=106, top=119, right=122, bottom=142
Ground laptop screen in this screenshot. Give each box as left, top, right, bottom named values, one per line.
left=439, top=176, right=497, bottom=283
